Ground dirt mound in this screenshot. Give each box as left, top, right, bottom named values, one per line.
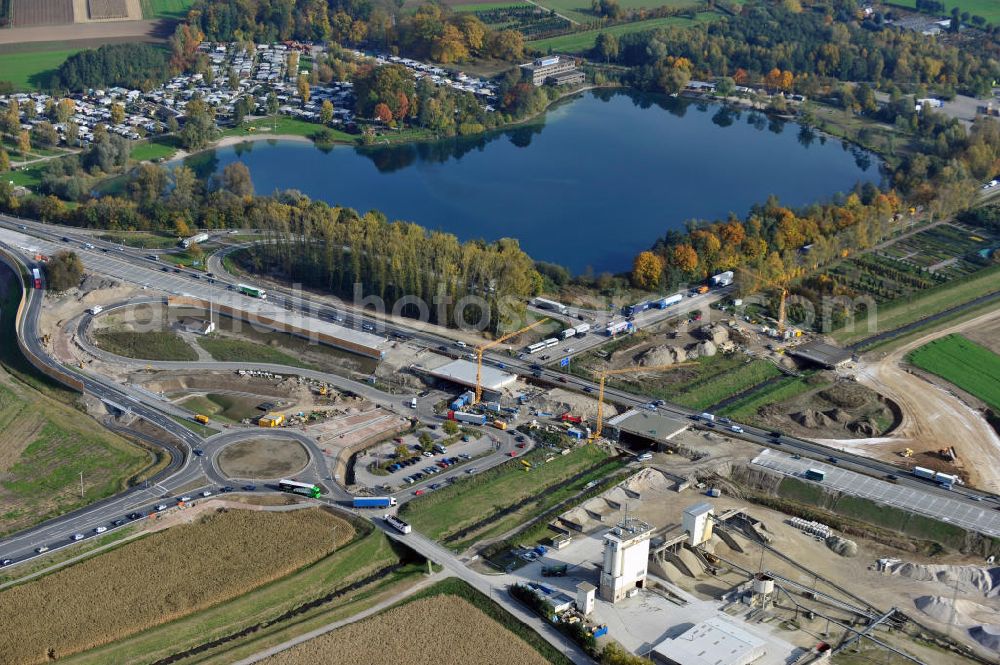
left=696, top=341, right=717, bottom=357
left=885, top=561, right=1000, bottom=597
left=825, top=535, right=858, bottom=557
left=79, top=274, right=120, bottom=292
left=824, top=408, right=851, bottom=423
left=790, top=410, right=831, bottom=429
left=638, top=346, right=681, bottom=367
left=624, top=467, right=673, bottom=494
left=969, top=625, right=1000, bottom=651
left=819, top=383, right=871, bottom=409
left=847, top=418, right=878, bottom=436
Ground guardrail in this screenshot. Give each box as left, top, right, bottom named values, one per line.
left=0, top=244, right=85, bottom=392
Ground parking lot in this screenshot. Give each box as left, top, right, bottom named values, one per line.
left=353, top=430, right=503, bottom=491
left=752, top=449, right=1000, bottom=538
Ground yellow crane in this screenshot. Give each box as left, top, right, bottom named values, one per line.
left=474, top=318, right=550, bottom=405
left=591, top=362, right=697, bottom=440
left=737, top=266, right=792, bottom=334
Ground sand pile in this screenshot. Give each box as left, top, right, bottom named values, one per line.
left=885, top=562, right=1000, bottom=597
left=624, top=467, right=673, bottom=494
left=968, top=625, right=1000, bottom=652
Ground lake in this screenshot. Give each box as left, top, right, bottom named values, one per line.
left=187, top=90, right=880, bottom=273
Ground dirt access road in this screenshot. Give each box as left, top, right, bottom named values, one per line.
left=820, top=306, right=1000, bottom=492
left=0, top=19, right=165, bottom=46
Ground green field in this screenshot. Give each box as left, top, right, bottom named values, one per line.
left=179, top=393, right=262, bottom=424
left=130, top=136, right=180, bottom=162
left=96, top=231, right=179, bottom=249
left=400, top=445, right=615, bottom=543
left=93, top=331, right=198, bottom=361
left=720, top=374, right=827, bottom=420
left=223, top=117, right=356, bottom=143
left=197, top=336, right=318, bottom=370
left=0, top=49, right=80, bottom=90
left=140, top=0, right=195, bottom=19
left=452, top=1, right=533, bottom=10
left=886, top=0, right=1000, bottom=24
left=534, top=0, right=701, bottom=22
left=831, top=264, right=1000, bottom=346
left=907, top=334, right=1000, bottom=411
left=528, top=13, right=716, bottom=52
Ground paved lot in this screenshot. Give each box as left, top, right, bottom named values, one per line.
left=354, top=431, right=498, bottom=489
left=752, top=449, right=1000, bottom=538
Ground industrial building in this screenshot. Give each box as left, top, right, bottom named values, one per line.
left=425, top=358, right=518, bottom=394
left=607, top=409, right=690, bottom=450
left=651, top=616, right=768, bottom=665
left=521, top=56, right=582, bottom=86
left=682, top=502, right=714, bottom=547
left=599, top=516, right=652, bottom=602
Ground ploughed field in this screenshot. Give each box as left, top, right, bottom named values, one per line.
left=12, top=0, right=74, bottom=25
left=0, top=507, right=352, bottom=664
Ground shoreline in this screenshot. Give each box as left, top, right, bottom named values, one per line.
left=167, top=132, right=313, bottom=164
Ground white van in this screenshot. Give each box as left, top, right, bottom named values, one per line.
left=637, top=453, right=653, bottom=462
left=409, top=397, right=417, bottom=408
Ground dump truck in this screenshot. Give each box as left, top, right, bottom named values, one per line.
left=492, top=420, right=508, bottom=430
left=353, top=496, right=397, bottom=509
left=193, top=414, right=210, bottom=425
left=258, top=413, right=285, bottom=427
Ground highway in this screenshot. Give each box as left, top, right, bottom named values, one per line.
left=0, top=214, right=998, bottom=576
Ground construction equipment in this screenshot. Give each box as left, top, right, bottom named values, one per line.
left=591, top=363, right=696, bottom=440
left=737, top=266, right=795, bottom=335
left=899, top=448, right=914, bottom=458
left=474, top=318, right=549, bottom=405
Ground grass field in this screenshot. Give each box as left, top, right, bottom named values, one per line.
left=0, top=271, right=152, bottom=537
left=61, top=519, right=411, bottom=665
left=720, top=374, right=828, bottom=420
left=198, top=336, right=319, bottom=370
left=534, top=0, right=701, bottom=22
left=224, top=117, right=357, bottom=143
left=96, top=231, right=179, bottom=249
left=527, top=13, right=716, bottom=52
left=0, top=48, right=79, bottom=90
left=831, top=263, right=1000, bottom=346
left=140, top=0, right=194, bottom=19
left=129, top=136, right=180, bottom=162
left=399, top=445, right=616, bottom=544
left=0, top=508, right=354, bottom=664
left=93, top=331, right=198, bottom=361
left=179, top=393, right=262, bottom=423
left=262, top=594, right=553, bottom=665
left=452, top=1, right=532, bottom=10
left=907, top=334, right=1000, bottom=411
left=886, top=0, right=1000, bottom=23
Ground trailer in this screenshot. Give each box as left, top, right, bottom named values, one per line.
left=384, top=514, right=411, bottom=534
left=449, top=410, right=488, bottom=426
left=605, top=320, right=635, bottom=336
left=31, top=267, right=41, bottom=289
left=654, top=293, right=683, bottom=308
left=560, top=327, right=577, bottom=340
left=533, top=297, right=568, bottom=315
left=525, top=338, right=559, bottom=354
left=710, top=270, right=734, bottom=287
left=573, top=322, right=590, bottom=336
left=353, top=496, right=397, bottom=508
left=180, top=232, right=209, bottom=248
left=912, top=466, right=936, bottom=480
left=934, top=471, right=959, bottom=488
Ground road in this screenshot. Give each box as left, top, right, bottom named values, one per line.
left=0, top=213, right=998, bottom=617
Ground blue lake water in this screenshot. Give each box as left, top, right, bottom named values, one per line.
left=187, top=90, right=880, bottom=273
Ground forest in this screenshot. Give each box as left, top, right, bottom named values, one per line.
left=615, top=3, right=999, bottom=97
left=52, top=44, right=172, bottom=92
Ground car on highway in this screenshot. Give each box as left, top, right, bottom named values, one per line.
left=94, top=526, right=107, bottom=534
left=508, top=451, right=517, bottom=457
left=36, top=546, right=49, bottom=554
left=179, top=496, right=192, bottom=502
left=18, top=224, right=26, bottom=229
left=161, top=266, right=169, bottom=272
left=429, top=483, right=442, bottom=490
left=242, top=484, right=256, bottom=491
left=558, top=377, right=567, bottom=383
left=827, top=457, right=838, bottom=464
left=192, top=449, right=204, bottom=457
left=72, top=533, right=85, bottom=541
left=414, top=489, right=425, bottom=496
left=155, top=504, right=168, bottom=511
left=466, top=467, right=477, bottom=474
left=0, top=559, right=11, bottom=567
left=201, top=490, right=212, bottom=497
left=220, top=486, right=234, bottom=492
left=584, top=387, right=594, bottom=393
left=111, top=519, right=125, bottom=526
left=127, top=512, right=143, bottom=520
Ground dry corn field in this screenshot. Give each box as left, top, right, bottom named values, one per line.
left=12, top=0, right=74, bottom=25
left=0, top=507, right=353, bottom=665
left=262, top=596, right=552, bottom=665
left=87, top=0, right=128, bottom=18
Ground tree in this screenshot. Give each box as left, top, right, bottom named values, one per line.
left=631, top=251, right=663, bottom=289
left=287, top=51, right=299, bottom=79
left=596, top=33, right=619, bottom=63
left=431, top=24, right=469, bottom=64
left=30, top=122, right=59, bottom=148
left=266, top=91, right=279, bottom=116
left=374, top=102, right=393, bottom=123
left=443, top=419, right=459, bottom=435
left=2, top=98, right=19, bottom=135
left=178, top=98, right=217, bottom=150
left=110, top=103, right=125, bottom=125
left=297, top=74, right=311, bottom=105
left=320, top=99, right=335, bottom=124
left=418, top=432, right=433, bottom=449
left=489, top=30, right=524, bottom=61
left=715, top=76, right=735, bottom=98
left=601, top=642, right=651, bottom=665
left=17, top=130, right=30, bottom=158
left=0, top=149, right=8, bottom=172
left=55, top=98, right=75, bottom=124
left=45, top=250, right=84, bottom=291
left=670, top=244, right=699, bottom=273
left=129, top=162, right=168, bottom=208
left=174, top=217, right=191, bottom=237
left=221, top=162, right=254, bottom=197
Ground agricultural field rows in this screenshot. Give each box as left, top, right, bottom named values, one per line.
left=907, top=334, right=1000, bottom=411
left=534, top=0, right=701, bottom=23
left=11, top=0, right=73, bottom=26
left=0, top=508, right=353, bottom=664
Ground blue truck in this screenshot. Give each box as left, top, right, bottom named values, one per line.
left=353, top=496, right=398, bottom=509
